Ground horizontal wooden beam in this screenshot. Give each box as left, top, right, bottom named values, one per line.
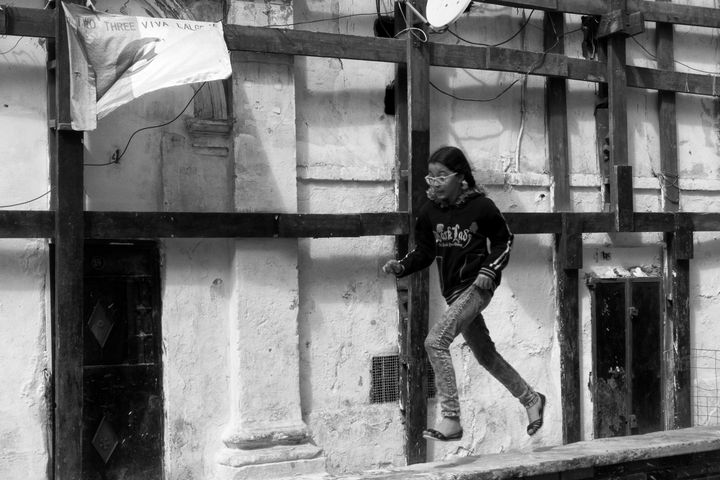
left=222, top=29, right=720, bottom=97
left=8, top=1, right=720, bottom=36
left=485, top=0, right=720, bottom=28
left=0, top=6, right=54, bottom=37
left=84, top=212, right=410, bottom=239
left=0, top=211, right=54, bottom=237
left=4, top=210, right=720, bottom=238
left=224, top=23, right=405, bottom=64
left=4, top=8, right=720, bottom=97
left=430, top=43, right=569, bottom=77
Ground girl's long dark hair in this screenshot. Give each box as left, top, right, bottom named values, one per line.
left=429, top=146, right=477, bottom=189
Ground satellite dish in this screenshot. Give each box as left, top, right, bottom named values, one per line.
left=426, top=0, right=474, bottom=28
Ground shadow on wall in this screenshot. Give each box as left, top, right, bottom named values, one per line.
left=0, top=241, right=49, bottom=291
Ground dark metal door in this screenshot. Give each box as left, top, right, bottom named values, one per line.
left=82, top=242, right=163, bottom=479
left=630, top=280, right=663, bottom=435
left=591, top=278, right=663, bottom=438
left=592, top=280, right=628, bottom=437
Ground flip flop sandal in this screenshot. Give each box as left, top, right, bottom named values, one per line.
left=422, top=428, right=463, bottom=441
left=526, top=392, right=546, bottom=436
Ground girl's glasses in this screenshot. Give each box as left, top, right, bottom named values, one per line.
left=424, top=172, right=457, bottom=186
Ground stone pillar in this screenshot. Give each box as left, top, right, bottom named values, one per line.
left=216, top=3, right=326, bottom=478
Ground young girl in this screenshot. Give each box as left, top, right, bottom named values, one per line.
left=383, top=146, right=545, bottom=441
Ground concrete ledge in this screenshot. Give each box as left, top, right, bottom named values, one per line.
left=324, top=426, right=720, bottom=479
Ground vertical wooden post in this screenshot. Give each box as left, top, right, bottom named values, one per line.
left=665, top=213, right=692, bottom=429
left=545, top=12, right=570, bottom=213
left=403, top=0, right=430, bottom=465
left=52, top=2, right=85, bottom=478
left=394, top=0, right=412, bottom=461
left=556, top=213, right=582, bottom=443
left=655, top=1, right=690, bottom=429
left=545, top=11, right=581, bottom=444
left=605, top=0, right=633, bottom=231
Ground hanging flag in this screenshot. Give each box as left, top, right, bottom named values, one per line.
left=63, top=2, right=232, bottom=130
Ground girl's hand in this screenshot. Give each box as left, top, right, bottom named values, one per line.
left=472, top=274, right=494, bottom=290
left=382, top=260, right=404, bottom=275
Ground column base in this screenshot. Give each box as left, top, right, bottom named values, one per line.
left=216, top=443, right=327, bottom=480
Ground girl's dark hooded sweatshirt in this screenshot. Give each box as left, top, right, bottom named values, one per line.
left=397, top=189, right=513, bottom=304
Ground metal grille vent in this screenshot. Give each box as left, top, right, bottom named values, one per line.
left=370, top=355, right=399, bottom=403
left=370, top=354, right=435, bottom=403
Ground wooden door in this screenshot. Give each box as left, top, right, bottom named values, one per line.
left=82, top=242, right=163, bottom=479
left=591, top=278, right=663, bottom=438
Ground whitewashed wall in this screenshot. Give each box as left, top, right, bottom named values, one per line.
left=0, top=11, right=52, bottom=478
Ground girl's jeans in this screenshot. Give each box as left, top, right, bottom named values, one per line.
left=425, top=284, right=538, bottom=419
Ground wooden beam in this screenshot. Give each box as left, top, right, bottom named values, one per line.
left=13, top=0, right=720, bottom=36
left=664, top=231, right=692, bottom=429
left=434, top=45, right=720, bottom=97
left=9, top=210, right=720, bottom=238
left=403, top=2, right=430, bottom=465
left=598, top=10, right=644, bottom=38
left=657, top=17, right=680, bottom=213
left=613, top=165, right=634, bottom=231
left=556, top=217, right=582, bottom=444
left=673, top=214, right=694, bottom=261
left=224, top=23, right=405, bottom=64
left=655, top=5, right=690, bottom=430
left=0, top=6, right=55, bottom=38
left=604, top=0, right=633, bottom=231
left=430, top=43, right=569, bottom=78
left=633, top=212, right=674, bottom=232
left=5, top=8, right=720, bottom=97
left=52, top=2, right=84, bottom=479
left=393, top=1, right=413, bottom=469
left=625, top=66, right=720, bottom=97
left=633, top=0, right=720, bottom=28
left=84, top=212, right=409, bottom=238
left=0, top=211, right=53, bottom=237
left=485, top=0, right=720, bottom=28
left=545, top=12, right=570, bottom=213
left=277, top=213, right=409, bottom=238
left=546, top=12, right=581, bottom=444
left=560, top=214, right=583, bottom=270
left=229, top=25, right=720, bottom=98
left=689, top=213, right=720, bottom=231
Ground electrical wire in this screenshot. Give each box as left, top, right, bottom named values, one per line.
left=445, top=10, right=536, bottom=48
left=430, top=24, right=582, bottom=103
left=651, top=167, right=680, bottom=205
left=84, top=82, right=207, bottom=167
left=631, top=36, right=720, bottom=76
left=395, top=3, right=429, bottom=42
left=430, top=37, right=557, bottom=102
left=511, top=10, right=530, bottom=173
left=0, top=189, right=51, bottom=209
left=0, top=37, right=23, bottom=55
left=395, top=26, right=428, bottom=42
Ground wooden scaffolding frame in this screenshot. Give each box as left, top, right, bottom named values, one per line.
left=1, top=0, right=719, bottom=475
